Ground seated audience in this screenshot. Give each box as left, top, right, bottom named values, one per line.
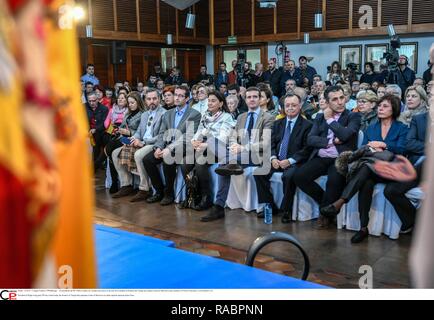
left=254, top=94, right=312, bottom=223
left=320, top=94, right=409, bottom=243
left=293, top=86, right=361, bottom=229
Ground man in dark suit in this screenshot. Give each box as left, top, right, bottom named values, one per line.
left=293, top=86, right=361, bottom=228
left=143, top=85, right=201, bottom=206
left=202, top=87, right=275, bottom=222
left=254, top=94, right=312, bottom=223
left=85, top=91, right=109, bottom=169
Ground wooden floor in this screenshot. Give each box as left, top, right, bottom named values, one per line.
left=94, top=172, right=412, bottom=288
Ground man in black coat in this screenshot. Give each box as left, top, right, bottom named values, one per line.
left=85, top=91, right=109, bottom=168
left=293, top=86, right=361, bottom=228
left=254, top=94, right=312, bottom=223
left=263, top=59, right=282, bottom=97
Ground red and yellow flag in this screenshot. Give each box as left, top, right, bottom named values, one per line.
left=0, top=0, right=96, bottom=288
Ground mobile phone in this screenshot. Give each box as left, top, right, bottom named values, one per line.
left=120, top=136, right=132, bottom=145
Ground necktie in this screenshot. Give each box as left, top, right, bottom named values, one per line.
left=247, top=112, right=254, bottom=139
left=278, top=120, right=292, bottom=160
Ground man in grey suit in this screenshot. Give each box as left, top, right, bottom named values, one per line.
left=143, top=85, right=202, bottom=205
left=201, top=86, right=275, bottom=222
left=113, top=88, right=167, bottom=202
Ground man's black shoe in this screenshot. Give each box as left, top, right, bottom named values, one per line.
left=146, top=193, right=164, bottom=203
left=201, top=205, right=225, bottom=222
left=351, top=229, right=369, bottom=243
left=215, top=164, right=244, bottom=176
left=320, top=204, right=340, bottom=218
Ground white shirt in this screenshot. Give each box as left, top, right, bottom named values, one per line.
left=143, top=110, right=157, bottom=140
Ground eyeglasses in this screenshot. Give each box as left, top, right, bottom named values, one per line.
left=147, top=116, right=154, bottom=127
left=174, top=94, right=185, bottom=98
left=357, top=99, right=370, bottom=104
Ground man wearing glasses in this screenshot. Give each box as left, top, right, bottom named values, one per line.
left=112, top=88, right=167, bottom=202
left=143, top=85, right=202, bottom=205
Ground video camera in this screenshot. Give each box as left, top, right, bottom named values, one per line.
left=235, top=49, right=246, bottom=86
left=383, top=35, right=401, bottom=72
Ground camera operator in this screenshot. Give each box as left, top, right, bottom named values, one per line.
left=388, top=55, right=416, bottom=98
left=345, top=63, right=360, bottom=84
left=239, top=61, right=258, bottom=88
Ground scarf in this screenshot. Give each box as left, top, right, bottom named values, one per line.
left=111, top=104, right=128, bottom=124
left=398, top=102, right=428, bottom=126
left=201, top=111, right=223, bottom=128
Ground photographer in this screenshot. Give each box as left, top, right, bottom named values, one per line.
left=345, top=63, right=360, bottom=84
left=388, top=55, right=416, bottom=98
left=240, top=61, right=258, bottom=88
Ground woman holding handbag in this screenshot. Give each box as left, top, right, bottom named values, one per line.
left=320, top=94, right=409, bottom=243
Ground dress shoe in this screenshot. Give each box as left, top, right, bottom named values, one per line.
left=200, top=205, right=225, bottom=222
left=320, top=204, right=340, bottom=218
left=400, top=225, right=413, bottom=234
left=146, top=193, right=164, bottom=203
left=109, top=183, right=119, bottom=194
left=160, top=195, right=174, bottom=206
left=351, top=228, right=369, bottom=243
left=215, top=164, right=244, bottom=176
left=112, top=185, right=135, bottom=198
left=192, top=195, right=212, bottom=211
left=130, top=190, right=150, bottom=202
left=281, top=213, right=292, bottom=223
left=315, top=215, right=331, bottom=229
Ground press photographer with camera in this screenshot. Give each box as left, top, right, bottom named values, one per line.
left=383, top=36, right=416, bottom=98
left=388, top=55, right=416, bottom=98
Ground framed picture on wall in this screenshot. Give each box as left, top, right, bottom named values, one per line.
left=365, top=44, right=389, bottom=72
left=398, top=42, right=418, bottom=73
left=339, top=45, right=362, bottom=72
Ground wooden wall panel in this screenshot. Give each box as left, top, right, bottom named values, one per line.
left=116, top=0, right=137, bottom=33
left=92, top=0, right=115, bottom=31
left=255, top=6, right=274, bottom=35
left=234, top=0, right=252, bottom=37
left=277, top=0, right=298, bottom=34
left=326, top=0, right=350, bottom=30
left=195, top=0, right=210, bottom=38
left=381, top=0, right=408, bottom=26
left=160, top=1, right=177, bottom=35
left=300, top=0, right=317, bottom=32
left=214, top=0, right=231, bottom=38
left=92, top=45, right=110, bottom=86
left=412, top=0, right=434, bottom=24
left=139, top=0, right=158, bottom=34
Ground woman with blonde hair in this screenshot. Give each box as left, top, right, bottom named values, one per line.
left=356, top=90, right=378, bottom=131
left=399, top=85, right=428, bottom=126
left=192, top=84, right=209, bottom=115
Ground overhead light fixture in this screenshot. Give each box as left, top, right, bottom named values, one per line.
left=304, top=33, right=310, bottom=44
left=314, top=13, right=323, bottom=29
left=166, top=33, right=173, bottom=45
left=185, top=11, right=195, bottom=29
left=387, top=24, right=396, bottom=37
left=85, top=24, right=93, bottom=38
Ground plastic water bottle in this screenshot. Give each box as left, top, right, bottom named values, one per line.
left=264, top=203, right=272, bottom=224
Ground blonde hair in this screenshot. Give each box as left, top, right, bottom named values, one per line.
left=405, top=85, right=428, bottom=106
left=356, top=90, right=378, bottom=103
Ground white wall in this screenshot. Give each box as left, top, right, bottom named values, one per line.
left=268, top=34, right=434, bottom=78
left=206, top=45, right=214, bottom=72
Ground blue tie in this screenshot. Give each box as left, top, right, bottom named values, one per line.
left=247, top=112, right=255, bottom=139
left=278, top=120, right=292, bottom=160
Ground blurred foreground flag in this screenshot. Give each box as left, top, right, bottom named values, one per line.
left=0, top=0, right=96, bottom=288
